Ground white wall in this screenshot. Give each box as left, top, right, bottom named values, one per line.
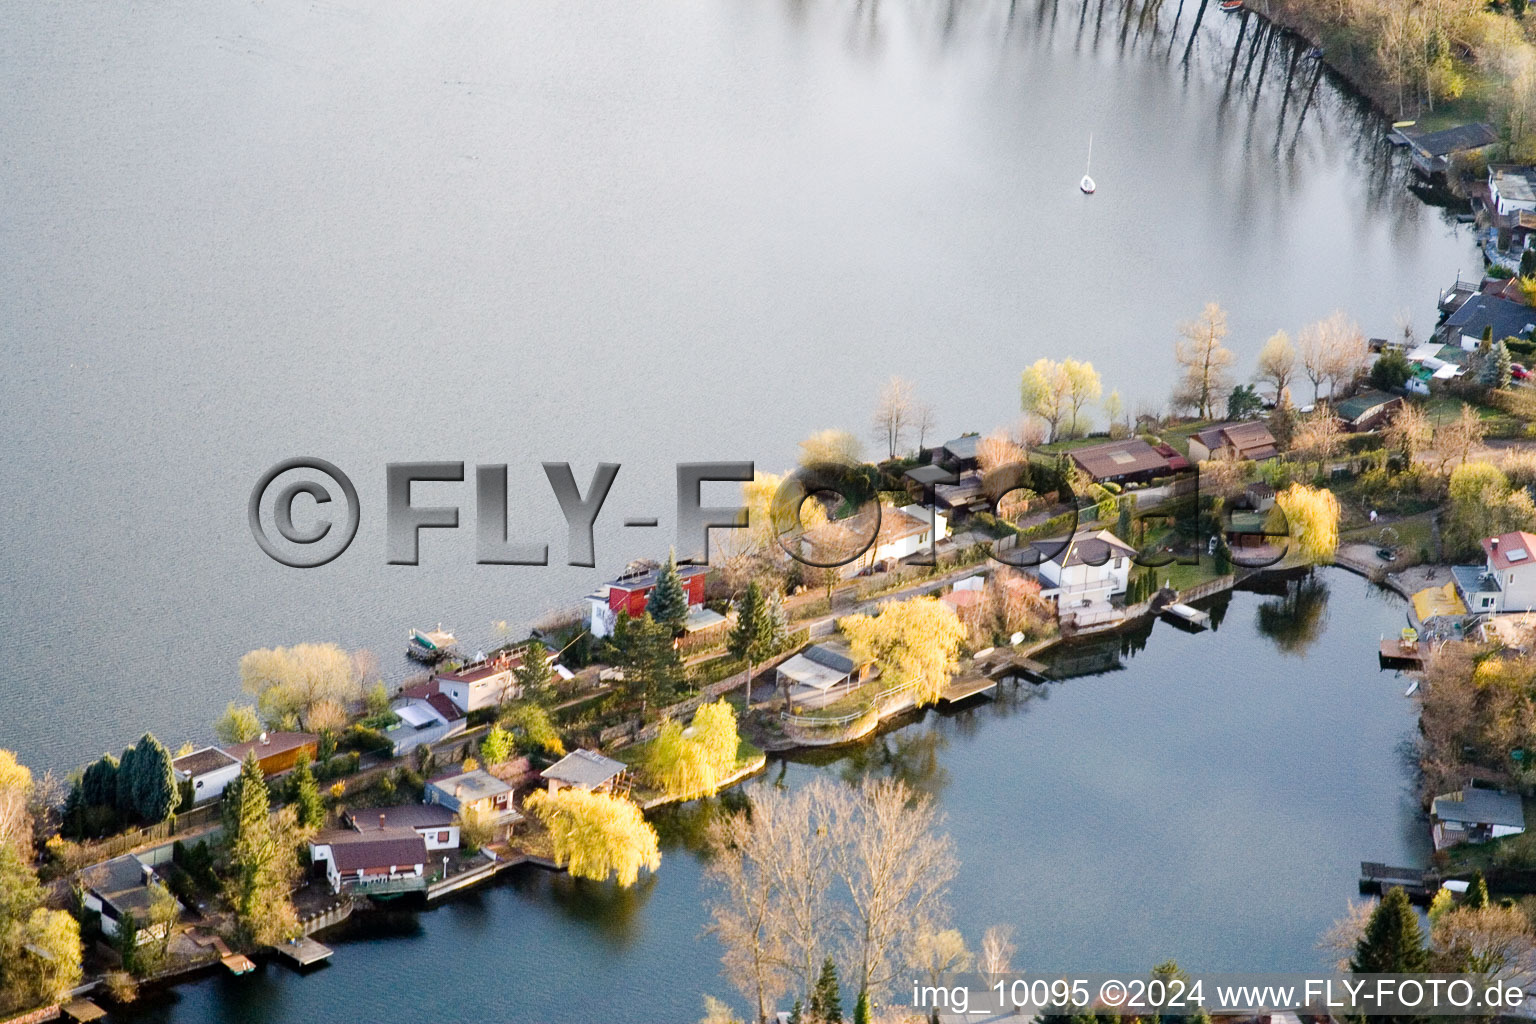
left=184, top=761, right=240, bottom=804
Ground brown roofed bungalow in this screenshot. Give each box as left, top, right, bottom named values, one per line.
left=1069, top=439, right=1173, bottom=485
left=1188, top=422, right=1279, bottom=463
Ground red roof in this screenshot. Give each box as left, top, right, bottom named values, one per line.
left=1483, top=531, right=1536, bottom=571
left=436, top=658, right=513, bottom=684
left=425, top=693, right=464, bottom=722
left=1153, top=443, right=1191, bottom=471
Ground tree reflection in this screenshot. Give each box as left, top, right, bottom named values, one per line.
left=1255, top=572, right=1330, bottom=655
left=833, top=728, right=950, bottom=798
left=540, top=870, right=659, bottom=945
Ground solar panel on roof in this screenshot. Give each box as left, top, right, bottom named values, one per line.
left=1508, top=548, right=1528, bottom=562
left=1110, top=452, right=1136, bottom=465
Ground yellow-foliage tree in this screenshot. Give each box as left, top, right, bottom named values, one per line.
left=239, top=642, right=362, bottom=731
left=1274, top=483, right=1339, bottom=566
left=524, top=788, right=661, bottom=887
left=0, top=749, right=33, bottom=854
left=690, top=700, right=739, bottom=778
left=838, top=597, right=966, bottom=707
left=645, top=700, right=741, bottom=800
left=797, top=429, right=864, bottom=468
left=647, top=722, right=717, bottom=800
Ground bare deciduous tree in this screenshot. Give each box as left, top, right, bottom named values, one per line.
left=1383, top=402, right=1432, bottom=464
left=1434, top=402, right=1487, bottom=472
left=872, top=377, right=918, bottom=460
left=979, top=925, right=1017, bottom=987
left=1255, top=330, right=1297, bottom=405
left=1291, top=409, right=1343, bottom=474
left=704, top=777, right=958, bottom=1015
left=1172, top=302, right=1235, bottom=419
left=829, top=778, right=959, bottom=997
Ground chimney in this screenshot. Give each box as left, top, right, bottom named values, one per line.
left=1493, top=537, right=1501, bottom=550
left=259, top=731, right=270, bottom=746
left=379, top=813, right=387, bottom=831
left=455, top=783, right=463, bottom=798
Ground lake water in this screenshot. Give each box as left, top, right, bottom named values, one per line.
left=0, top=0, right=1479, bottom=777
left=0, top=1, right=1452, bottom=1019
left=112, top=569, right=1427, bottom=1023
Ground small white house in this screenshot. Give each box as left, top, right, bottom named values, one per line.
left=171, top=747, right=241, bottom=804
left=434, top=656, right=519, bottom=713
left=308, top=828, right=429, bottom=894
left=387, top=685, right=467, bottom=757
left=1452, top=531, right=1536, bottom=613
left=345, top=804, right=460, bottom=852
left=81, top=854, right=181, bottom=943
left=1031, top=530, right=1137, bottom=603
left=1431, top=787, right=1526, bottom=850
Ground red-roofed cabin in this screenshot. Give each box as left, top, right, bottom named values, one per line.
left=586, top=562, right=707, bottom=638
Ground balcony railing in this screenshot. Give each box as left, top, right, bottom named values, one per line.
left=343, top=874, right=427, bottom=896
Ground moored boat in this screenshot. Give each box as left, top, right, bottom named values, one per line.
left=408, top=624, right=457, bottom=662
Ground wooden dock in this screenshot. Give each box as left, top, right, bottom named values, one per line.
left=938, top=677, right=997, bottom=705
left=272, top=936, right=333, bottom=968
left=1359, top=861, right=1437, bottom=900
left=62, top=1000, right=107, bottom=1022
left=1161, top=603, right=1210, bottom=630
left=1379, top=639, right=1426, bottom=668
left=974, top=649, right=1049, bottom=680
left=194, top=933, right=255, bottom=974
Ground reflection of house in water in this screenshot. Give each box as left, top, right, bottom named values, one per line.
left=1039, top=637, right=1128, bottom=679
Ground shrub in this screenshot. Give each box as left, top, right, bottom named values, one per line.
left=341, top=725, right=393, bottom=755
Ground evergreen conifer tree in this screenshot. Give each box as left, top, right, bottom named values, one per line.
left=115, top=744, right=140, bottom=818
left=646, top=552, right=690, bottom=633
left=809, top=956, right=843, bottom=1023
left=131, top=733, right=178, bottom=823
left=289, top=749, right=325, bottom=829
left=728, top=581, right=774, bottom=706
left=514, top=640, right=553, bottom=695
left=1466, top=871, right=1490, bottom=910
left=1350, top=886, right=1429, bottom=974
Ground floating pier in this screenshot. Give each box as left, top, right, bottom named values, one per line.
left=938, top=677, right=998, bottom=705
left=1161, top=603, right=1210, bottom=630
left=273, top=936, right=334, bottom=968
left=1359, top=861, right=1437, bottom=901
left=1379, top=638, right=1426, bottom=669
left=62, top=1000, right=107, bottom=1022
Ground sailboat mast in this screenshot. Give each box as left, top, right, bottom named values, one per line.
left=1086, top=133, right=1093, bottom=175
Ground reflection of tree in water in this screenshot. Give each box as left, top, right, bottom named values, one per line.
left=539, top=869, right=660, bottom=945
left=832, top=728, right=951, bottom=799
left=1255, top=572, right=1330, bottom=655
left=1206, top=588, right=1233, bottom=632
left=649, top=790, right=750, bottom=856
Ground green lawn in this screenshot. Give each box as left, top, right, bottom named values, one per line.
left=1132, top=555, right=1228, bottom=594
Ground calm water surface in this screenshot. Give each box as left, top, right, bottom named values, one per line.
left=0, top=2, right=1445, bottom=1019
left=0, top=0, right=1479, bottom=774
left=115, top=570, right=1426, bottom=1023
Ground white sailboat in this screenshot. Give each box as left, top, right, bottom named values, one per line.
left=1080, top=134, right=1096, bottom=194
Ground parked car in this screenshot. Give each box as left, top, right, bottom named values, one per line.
left=1513, top=362, right=1531, bottom=381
